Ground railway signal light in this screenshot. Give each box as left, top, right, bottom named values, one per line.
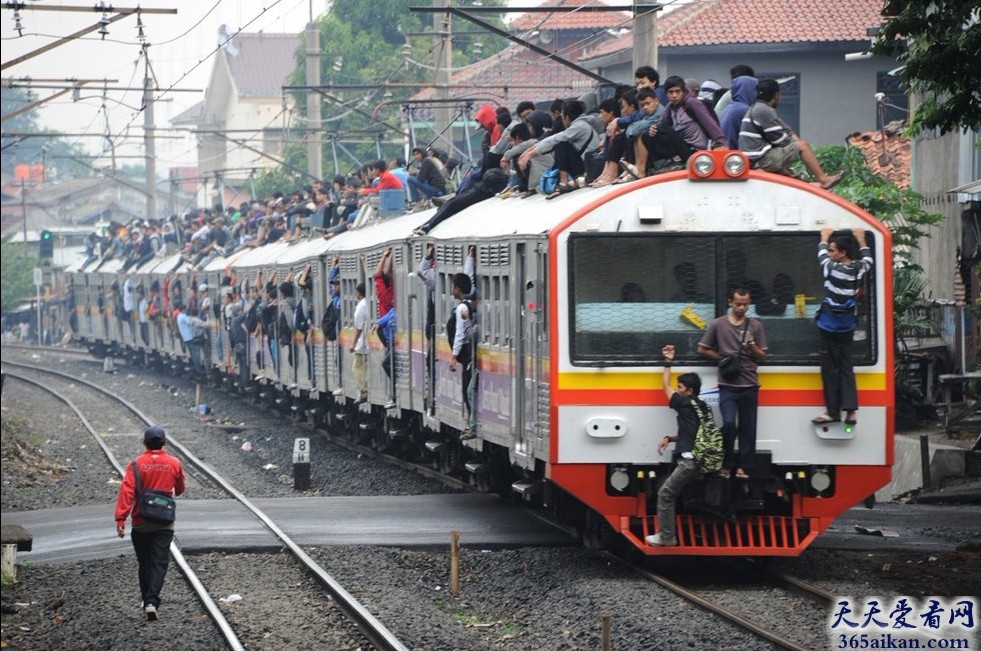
left=39, top=230, right=53, bottom=259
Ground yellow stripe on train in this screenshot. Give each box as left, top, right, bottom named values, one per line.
left=558, top=371, right=887, bottom=391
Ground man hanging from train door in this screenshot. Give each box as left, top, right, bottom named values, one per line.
left=449, top=245, right=478, bottom=440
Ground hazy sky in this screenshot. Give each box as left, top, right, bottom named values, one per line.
left=2, top=0, right=642, bottom=170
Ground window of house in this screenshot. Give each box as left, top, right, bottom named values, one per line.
left=875, top=71, right=908, bottom=128
left=759, top=72, right=801, bottom=135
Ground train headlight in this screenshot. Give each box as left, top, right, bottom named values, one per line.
left=691, top=153, right=715, bottom=178
left=723, top=153, right=747, bottom=177
left=810, top=467, right=832, bottom=493
left=609, top=467, right=630, bottom=492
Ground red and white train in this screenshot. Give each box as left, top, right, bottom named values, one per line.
left=68, top=150, right=894, bottom=555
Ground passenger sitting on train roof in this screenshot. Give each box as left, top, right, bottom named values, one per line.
left=739, top=78, right=844, bottom=190
left=587, top=97, right=623, bottom=187
left=516, top=100, right=600, bottom=199
left=360, top=160, right=404, bottom=198
left=406, top=147, right=448, bottom=206
left=412, top=168, right=508, bottom=236
left=503, top=122, right=551, bottom=195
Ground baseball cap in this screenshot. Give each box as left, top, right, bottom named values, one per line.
left=144, top=426, right=166, bottom=444
left=698, top=79, right=722, bottom=102
left=199, top=283, right=208, bottom=292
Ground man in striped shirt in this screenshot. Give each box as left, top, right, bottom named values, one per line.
left=738, top=78, right=844, bottom=190
left=813, top=228, right=873, bottom=426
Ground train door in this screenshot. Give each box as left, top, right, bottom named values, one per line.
left=514, top=241, right=547, bottom=461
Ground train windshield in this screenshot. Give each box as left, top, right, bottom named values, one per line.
left=568, top=233, right=876, bottom=366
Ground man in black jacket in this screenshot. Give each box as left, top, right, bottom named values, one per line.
left=412, top=168, right=508, bottom=236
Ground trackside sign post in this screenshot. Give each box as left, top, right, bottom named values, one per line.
left=293, top=437, right=310, bottom=491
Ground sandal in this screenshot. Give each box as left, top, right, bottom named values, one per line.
left=821, top=171, right=844, bottom=190
left=844, top=419, right=857, bottom=427
left=546, top=181, right=578, bottom=200
left=718, top=468, right=731, bottom=479
left=734, top=468, right=749, bottom=480
left=811, top=413, right=840, bottom=424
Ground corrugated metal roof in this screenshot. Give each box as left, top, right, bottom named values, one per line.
left=949, top=179, right=981, bottom=195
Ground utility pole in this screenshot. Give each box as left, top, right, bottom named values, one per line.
left=143, top=45, right=157, bottom=221
left=434, top=0, right=453, bottom=155
left=632, top=5, right=659, bottom=74
left=305, top=2, right=322, bottom=181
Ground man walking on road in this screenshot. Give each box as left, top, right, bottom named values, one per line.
left=114, top=425, right=185, bottom=621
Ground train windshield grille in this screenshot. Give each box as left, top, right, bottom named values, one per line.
left=568, top=233, right=876, bottom=366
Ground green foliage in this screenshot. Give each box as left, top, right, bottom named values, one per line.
left=288, top=0, right=507, bottom=171
left=869, top=0, right=981, bottom=136
left=252, top=142, right=308, bottom=198
left=804, top=146, right=943, bottom=268
left=1, top=87, right=96, bottom=180
left=1, top=234, right=41, bottom=312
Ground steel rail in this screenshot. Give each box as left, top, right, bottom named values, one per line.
left=2, top=369, right=245, bottom=651
left=2, top=360, right=409, bottom=651
left=597, top=550, right=813, bottom=651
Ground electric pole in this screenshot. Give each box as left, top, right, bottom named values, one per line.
left=434, top=0, right=453, bottom=155
left=306, top=1, right=322, bottom=181
left=143, top=45, right=157, bottom=221
left=632, top=5, right=659, bottom=74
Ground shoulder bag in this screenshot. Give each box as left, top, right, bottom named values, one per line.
left=718, top=319, right=749, bottom=382
left=132, top=461, right=176, bottom=524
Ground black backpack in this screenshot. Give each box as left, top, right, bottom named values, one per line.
left=445, top=300, right=472, bottom=348
left=245, top=301, right=260, bottom=333
left=278, top=311, right=293, bottom=345
left=293, top=298, right=310, bottom=334
left=321, top=301, right=339, bottom=341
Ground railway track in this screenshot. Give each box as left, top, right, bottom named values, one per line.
left=2, top=360, right=409, bottom=651
left=599, top=551, right=833, bottom=650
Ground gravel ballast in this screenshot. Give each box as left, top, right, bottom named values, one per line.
left=2, top=348, right=979, bottom=650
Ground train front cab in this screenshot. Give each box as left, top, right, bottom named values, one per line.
left=548, top=151, right=894, bottom=556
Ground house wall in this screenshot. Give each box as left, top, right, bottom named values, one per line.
left=911, top=130, right=981, bottom=302
left=224, top=97, right=288, bottom=180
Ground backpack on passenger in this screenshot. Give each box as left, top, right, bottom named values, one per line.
left=277, top=311, right=293, bottom=345
left=321, top=301, right=339, bottom=342
left=690, top=399, right=724, bottom=473
left=445, top=300, right=473, bottom=349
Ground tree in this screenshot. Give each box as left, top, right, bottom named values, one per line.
left=2, top=87, right=97, bottom=180
left=1, top=234, right=40, bottom=313
left=288, top=0, right=508, bottom=171
left=869, top=0, right=981, bottom=135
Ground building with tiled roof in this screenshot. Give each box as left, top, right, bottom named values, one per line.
left=508, top=0, right=632, bottom=32
left=846, top=121, right=911, bottom=189
left=172, top=32, right=302, bottom=207
left=580, top=0, right=903, bottom=145
left=408, top=0, right=630, bottom=158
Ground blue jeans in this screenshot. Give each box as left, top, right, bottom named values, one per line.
left=406, top=175, right=445, bottom=202
left=131, top=527, right=174, bottom=608
left=719, top=385, right=759, bottom=469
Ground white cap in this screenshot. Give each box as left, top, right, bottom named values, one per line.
left=698, top=79, right=722, bottom=102
left=199, top=283, right=208, bottom=292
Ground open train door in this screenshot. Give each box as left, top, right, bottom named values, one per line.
left=514, top=240, right=548, bottom=467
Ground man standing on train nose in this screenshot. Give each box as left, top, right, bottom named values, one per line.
left=697, top=288, right=767, bottom=479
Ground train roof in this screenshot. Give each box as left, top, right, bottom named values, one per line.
left=421, top=186, right=621, bottom=241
